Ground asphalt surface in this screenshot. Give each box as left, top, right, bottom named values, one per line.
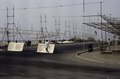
left=0, top=51, right=120, bottom=79
left=0, top=44, right=120, bottom=79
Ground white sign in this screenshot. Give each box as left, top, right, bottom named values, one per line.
left=8, top=42, right=24, bottom=52
left=37, top=43, right=55, bottom=53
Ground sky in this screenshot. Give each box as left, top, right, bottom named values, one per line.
left=0, top=0, right=120, bottom=41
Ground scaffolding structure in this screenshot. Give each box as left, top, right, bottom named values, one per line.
left=83, top=15, right=120, bottom=36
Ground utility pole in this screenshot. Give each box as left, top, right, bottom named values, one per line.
left=55, top=18, right=61, bottom=40
left=13, top=6, right=15, bottom=41
left=63, top=21, right=67, bottom=40
left=82, top=0, right=85, bottom=50
left=6, top=7, right=9, bottom=43
left=40, top=14, right=45, bottom=41
left=6, top=6, right=15, bottom=43
left=63, top=21, right=71, bottom=40
left=2, top=6, right=24, bottom=44
left=68, top=22, right=71, bottom=39
left=100, top=1, right=103, bottom=49
left=75, top=24, right=78, bottom=37
left=73, top=24, right=75, bottom=37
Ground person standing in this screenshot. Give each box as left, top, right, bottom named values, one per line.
left=88, top=43, right=93, bottom=52
left=45, top=40, right=49, bottom=53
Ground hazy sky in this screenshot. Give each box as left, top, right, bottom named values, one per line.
left=0, top=0, right=120, bottom=40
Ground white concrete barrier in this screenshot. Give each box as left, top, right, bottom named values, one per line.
left=8, top=42, right=24, bottom=52
left=37, top=43, right=55, bottom=53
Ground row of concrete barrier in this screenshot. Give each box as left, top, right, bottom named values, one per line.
left=0, top=42, right=97, bottom=54
left=7, top=42, right=55, bottom=53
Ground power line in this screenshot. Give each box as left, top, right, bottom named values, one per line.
left=0, top=2, right=100, bottom=11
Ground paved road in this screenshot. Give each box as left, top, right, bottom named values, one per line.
left=0, top=44, right=120, bottom=79
left=0, top=52, right=120, bottom=79
left=0, top=62, right=120, bottom=79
